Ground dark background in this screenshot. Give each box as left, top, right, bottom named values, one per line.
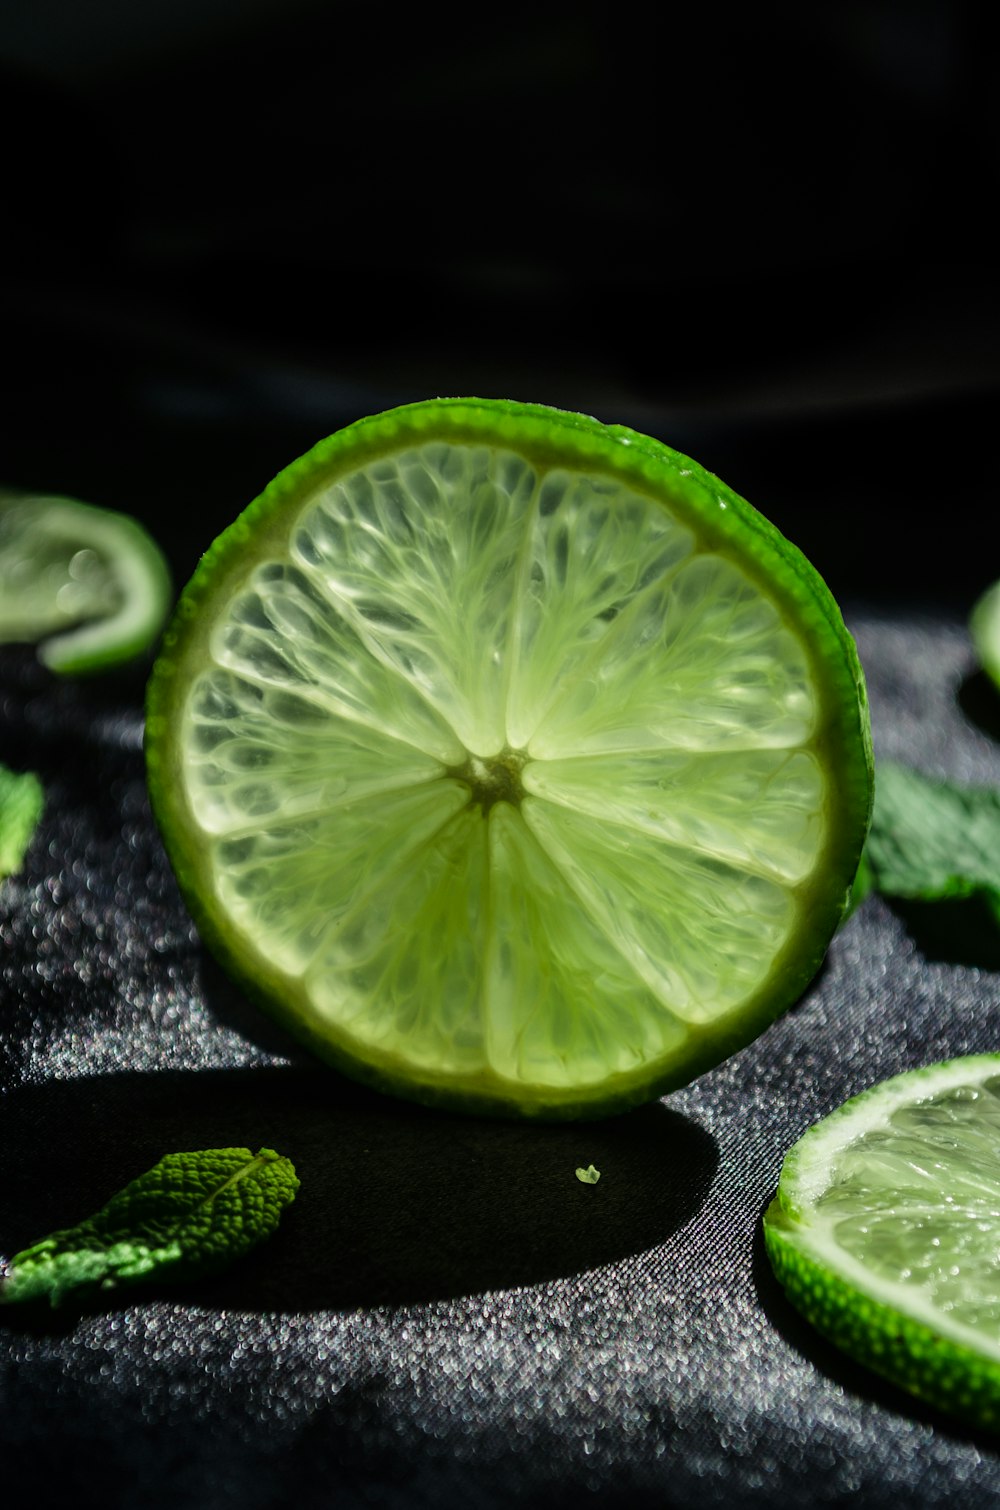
left=2, top=0, right=997, bottom=611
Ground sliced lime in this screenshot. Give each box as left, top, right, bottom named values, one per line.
left=0, top=491, right=172, bottom=674
left=146, top=398, right=872, bottom=1118
left=764, top=1055, right=1000, bottom=1431
left=971, top=579, right=1000, bottom=692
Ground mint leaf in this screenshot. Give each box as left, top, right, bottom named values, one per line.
left=0, top=762, right=43, bottom=880
left=0, top=1147, right=299, bottom=1307
left=865, top=761, right=1000, bottom=923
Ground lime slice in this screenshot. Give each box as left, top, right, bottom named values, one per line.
left=0, top=490, right=172, bottom=674
left=146, top=398, right=872, bottom=1118
left=971, top=579, right=1000, bottom=692
left=764, top=1056, right=1000, bottom=1431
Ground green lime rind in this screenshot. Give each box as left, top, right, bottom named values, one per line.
left=146, top=397, right=872, bottom=1120
left=0, top=490, right=173, bottom=674
left=864, top=761, right=1000, bottom=922
left=970, top=579, right=1000, bottom=692
left=764, top=1054, right=1000, bottom=1433
left=764, top=1209, right=1000, bottom=1432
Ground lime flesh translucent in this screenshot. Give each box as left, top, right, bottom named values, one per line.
left=146, top=398, right=872, bottom=1118
left=765, top=1055, right=1000, bottom=1431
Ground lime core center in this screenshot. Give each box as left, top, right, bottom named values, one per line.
left=448, top=747, right=528, bottom=813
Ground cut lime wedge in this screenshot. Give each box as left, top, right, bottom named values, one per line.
left=764, top=1055, right=1000, bottom=1431
left=0, top=491, right=172, bottom=674
left=145, top=398, right=872, bottom=1118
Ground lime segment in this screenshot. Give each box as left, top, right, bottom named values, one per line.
left=483, top=800, right=686, bottom=1088
left=523, top=749, right=823, bottom=882
left=528, top=551, right=816, bottom=759
left=290, top=443, right=538, bottom=755
left=764, top=1055, right=1000, bottom=1431
left=146, top=398, right=872, bottom=1118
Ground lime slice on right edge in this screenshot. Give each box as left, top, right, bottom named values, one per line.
left=146, top=397, right=872, bottom=1119
left=0, top=490, right=172, bottom=674
left=764, top=1055, right=1000, bottom=1432
left=970, top=579, right=1000, bottom=692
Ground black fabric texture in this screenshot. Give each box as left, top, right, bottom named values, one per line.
left=2, top=5, right=999, bottom=1500
left=2, top=607, right=1000, bottom=1509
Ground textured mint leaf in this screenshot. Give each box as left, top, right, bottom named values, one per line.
left=865, top=761, right=1000, bottom=922
left=0, top=762, right=43, bottom=880
left=0, top=1147, right=299, bottom=1307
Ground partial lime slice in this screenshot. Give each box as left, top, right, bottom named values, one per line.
left=0, top=490, right=172, bottom=674
left=764, top=1056, right=1000, bottom=1432
left=146, top=398, right=872, bottom=1118
left=971, top=579, right=1000, bottom=692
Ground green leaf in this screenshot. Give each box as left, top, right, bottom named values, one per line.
left=0, top=762, right=44, bottom=880
left=0, top=1147, right=299, bottom=1307
left=864, top=761, right=1000, bottom=923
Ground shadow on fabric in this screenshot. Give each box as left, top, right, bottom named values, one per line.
left=0, top=1067, right=716, bottom=1319
left=958, top=670, right=1000, bottom=745
left=886, top=895, right=1000, bottom=972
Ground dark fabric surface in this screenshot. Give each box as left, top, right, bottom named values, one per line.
left=3, top=5, right=999, bottom=1499
left=2, top=608, right=1000, bottom=1509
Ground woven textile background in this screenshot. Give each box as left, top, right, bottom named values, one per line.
left=3, top=6, right=999, bottom=1500
left=2, top=604, right=999, bottom=1508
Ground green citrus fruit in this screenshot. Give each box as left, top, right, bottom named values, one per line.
left=764, top=1055, right=1000, bottom=1432
left=0, top=490, right=172, bottom=674
left=971, top=579, right=1000, bottom=692
left=145, top=398, right=872, bottom=1118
